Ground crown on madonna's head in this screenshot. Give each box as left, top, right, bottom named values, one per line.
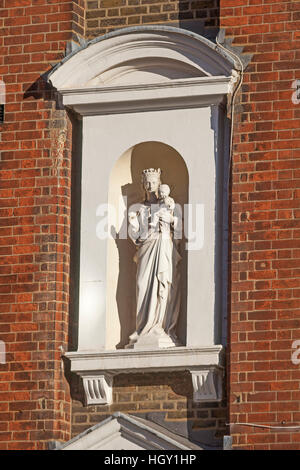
left=142, top=168, right=161, bottom=177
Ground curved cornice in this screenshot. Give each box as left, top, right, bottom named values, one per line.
left=48, top=26, right=238, bottom=91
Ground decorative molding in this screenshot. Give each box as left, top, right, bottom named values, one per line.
left=66, top=345, right=224, bottom=372
left=66, top=346, right=224, bottom=404
left=58, top=76, right=231, bottom=116
left=61, top=75, right=231, bottom=96
left=82, top=374, right=113, bottom=406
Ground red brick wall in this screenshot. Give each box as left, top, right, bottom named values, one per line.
left=221, top=0, right=300, bottom=450
left=1, top=0, right=300, bottom=451
left=0, top=0, right=85, bottom=450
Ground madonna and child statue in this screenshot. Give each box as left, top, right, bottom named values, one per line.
left=126, top=168, right=182, bottom=349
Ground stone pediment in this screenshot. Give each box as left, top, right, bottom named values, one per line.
left=49, top=26, right=238, bottom=91
left=57, top=413, right=204, bottom=450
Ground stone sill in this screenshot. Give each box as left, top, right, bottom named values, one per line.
left=65, top=346, right=225, bottom=405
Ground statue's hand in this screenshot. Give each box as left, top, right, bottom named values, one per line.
left=128, top=212, right=139, bottom=231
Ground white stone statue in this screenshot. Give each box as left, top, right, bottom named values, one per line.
left=127, top=168, right=182, bottom=349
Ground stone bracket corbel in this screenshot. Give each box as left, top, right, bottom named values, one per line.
left=190, top=368, right=223, bottom=402
left=80, top=368, right=223, bottom=406
left=82, top=373, right=113, bottom=406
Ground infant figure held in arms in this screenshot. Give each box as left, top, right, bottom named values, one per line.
left=150, top=184, right=175, bottom=235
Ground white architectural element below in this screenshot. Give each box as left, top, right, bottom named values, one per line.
left=58, top=412, right=204, bottom=450
left=67, top=346, right=224, bottom=405
left=191, top=369, right=222, bottom=402
left=82, top=374, right=113, bottom=405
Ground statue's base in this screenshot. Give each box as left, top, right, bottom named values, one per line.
left=126, top=330, right=180, bottom=350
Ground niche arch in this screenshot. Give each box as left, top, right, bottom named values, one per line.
left=106, top=141, right=189, bottom=349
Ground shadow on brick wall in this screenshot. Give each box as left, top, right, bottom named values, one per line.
left=23, top=75, right=64, bottom=110
left=175, top=0, right=220, bottom=40
left=85, top=0, right=220, bottom=42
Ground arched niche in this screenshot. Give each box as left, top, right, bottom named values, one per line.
left=106, top=141, right=189, bottom=349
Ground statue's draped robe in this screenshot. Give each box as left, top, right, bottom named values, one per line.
left=128, top=202, right=181, bottom=345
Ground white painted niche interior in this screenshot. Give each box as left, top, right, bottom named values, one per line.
left=107, top=141, right=189, bottom=349
left=77, top=105, right=226, bottom=352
